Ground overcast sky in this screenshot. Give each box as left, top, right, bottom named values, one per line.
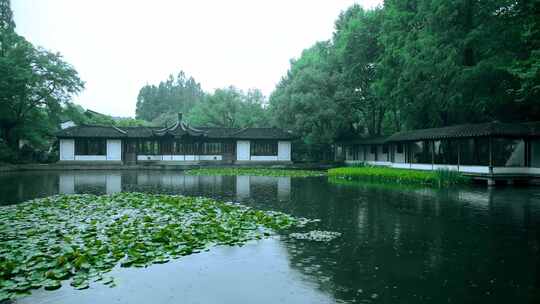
left=12, top=0, right=382, bottom=117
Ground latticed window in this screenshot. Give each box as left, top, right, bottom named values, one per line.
left=251, top=140, right=278, bottom=156
left=75, top=139, right=106, bottom=155
left=138, top=140, right=158, bottom=155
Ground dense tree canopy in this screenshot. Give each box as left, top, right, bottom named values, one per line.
left=3, top=0, right=540, bottom=163
left=270, top=0, right=540, bottom=144
left=0, top=0, right=83, bottom=161
left=135, top=71, right=205, bottom=123
left=186, top=87, right=269, bottom=128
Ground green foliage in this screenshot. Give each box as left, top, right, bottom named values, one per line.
left=328, top=166, right=470, bottom=186
left=184, top=168, right=325, bottom=177
left=269, top=42, right=342, bottom=145
left=186, top=86, right=269, bottom=128
left=271, top=1, right=540, bottom=146
left=0, top=192, right=314, bottom=300
left=0, top=0, right=83, bottom=162
left=135, top=71, right=205, bottom=122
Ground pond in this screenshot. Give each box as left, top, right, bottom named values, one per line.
left=1, top=170, right=539, bottom=303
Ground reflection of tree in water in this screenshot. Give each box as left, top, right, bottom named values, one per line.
left=275, top=180, right=540, bottom=303
left=0, top=171, right=59, bottom=205
left=2, top=171, right=540, bottom=302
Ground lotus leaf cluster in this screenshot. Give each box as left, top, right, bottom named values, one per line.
left=0, top=193, right=308, bottom=300
left=289, top=230, right=342, bottom=242
left=185, top=168, right=325, bottom=177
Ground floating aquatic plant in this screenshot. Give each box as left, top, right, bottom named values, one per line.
left=289, top=230, right=342, bottom=242
left=0, top=193, right=311, bottom=300
left=184, top=168, right=325, bottom=177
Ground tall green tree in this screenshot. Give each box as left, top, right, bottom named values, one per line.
left=135, top=71, right=205, bottom=122
left=186, top=87, right=269, bottom=128
left=0, top=0, right=83, bottom=156
left=333, top=6, right=385, bottom=135
left=269, top=42, right=342, bottom=145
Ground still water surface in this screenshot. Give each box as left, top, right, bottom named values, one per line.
left=1, top=170, right=539, bottom=303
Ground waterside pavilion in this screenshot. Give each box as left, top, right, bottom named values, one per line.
left=56, top=114, right=295, bottom=165
left=336, top=122, right=540, bottom=185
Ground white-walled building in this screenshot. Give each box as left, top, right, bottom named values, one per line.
left=56, top=114, right=294, bottom=165
left=337, top=121, right=540, bottom=178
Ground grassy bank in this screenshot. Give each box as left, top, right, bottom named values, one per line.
left=184, top=168, right=325, bottom=177
left=328, top=166, right=470, bottom=187
left=0, top=193, right=313, bottom=300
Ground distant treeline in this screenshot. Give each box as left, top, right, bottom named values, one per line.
left=136, top=1, right=540, bottom=149
left=2, top=0, right=539, bottom=163
left=135, top=73, right=269, bottom=128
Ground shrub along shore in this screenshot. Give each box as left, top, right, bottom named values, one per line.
left=328, top=166, right=470, bottom=187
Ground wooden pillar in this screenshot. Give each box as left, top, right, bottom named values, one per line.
left=489, top=136, right=493, bottom=174
left=431, top=140, right=435, bottom=170
left=457, top=140, right=461, bottom=172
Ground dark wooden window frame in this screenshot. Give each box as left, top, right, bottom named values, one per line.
left=75, top=138, right=106, bottom=155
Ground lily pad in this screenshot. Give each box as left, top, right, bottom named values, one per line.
left=0, top=193, right=310, bottom=300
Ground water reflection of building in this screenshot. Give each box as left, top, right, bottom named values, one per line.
left=57, top=172, right=291, bottom=202
left=59, top=173, right=122, bottom=194
left=235, top=175, right=291, bottom=201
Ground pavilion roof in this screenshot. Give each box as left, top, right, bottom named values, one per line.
left=56, top=124, right=296, bottom=140
left=386, top=122, right=540, bottom=142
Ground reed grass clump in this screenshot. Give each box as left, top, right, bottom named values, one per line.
left=328, top=166, right=469, bottom=187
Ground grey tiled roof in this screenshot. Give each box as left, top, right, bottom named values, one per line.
left=336, top=136, right=389, bottom=145
left=336, top=121, right=540, bottom=145
left=386, top=122, right=540, bottom=142
left=56, top=124, right=296, bottom=140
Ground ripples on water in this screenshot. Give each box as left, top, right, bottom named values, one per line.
left=1, top=170, right=539, bottom=304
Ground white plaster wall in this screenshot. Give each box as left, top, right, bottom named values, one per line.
left=59, top=139, right=75, bottom=161
left=250, top=156, right=279, bottom=161
left=75, top=155, right=107, bottom=161
left=236, top=140, right=250, bottom=161
left=409, top=164, right=434, bottom=171
left=458, top=166, right=490, bottom=174
left=161, top=155, right=173, bottom=161
left=278, top=141, right=291, bottom=161
left=392, top=163, right=411, bottom=169
left=366, top=161, right=392, bottom=166
left=107, top=140, right=122, bottom=161
left=137, top=155, right=162, bottom=161
left=529, top=168, right=540, bottom=175
left=433, top=165, right=458, bottom=171
left=154, top=155, right=222, bottom=161
left=199, top=155, right=222, bottom=161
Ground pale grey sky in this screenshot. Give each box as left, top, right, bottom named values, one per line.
left=12, top=0, right=383, bottom=117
